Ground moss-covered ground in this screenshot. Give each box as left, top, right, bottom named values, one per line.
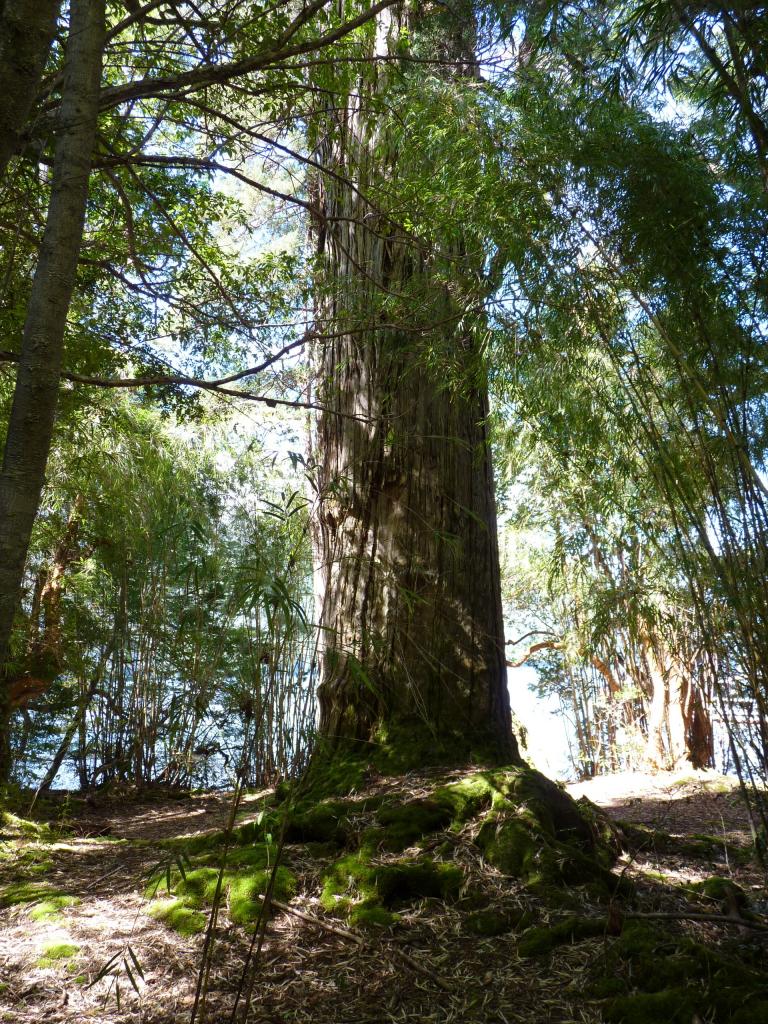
left=0, top=769, right=766, bottom=1022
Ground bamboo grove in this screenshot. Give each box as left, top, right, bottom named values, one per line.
left=0, top=1, right=767, bottom=809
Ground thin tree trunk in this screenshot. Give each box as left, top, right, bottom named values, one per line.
left=310, top=4, right=518, bottom=766
left=4, top=495, right=84, bottom=710
left=0, top=0, right=61, bottom=180
left=33, top=636, right=113, bottom=798
left=0, top=0, right=105, bottom=779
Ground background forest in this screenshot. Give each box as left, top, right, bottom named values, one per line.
left=1, top=0, right=767, bottom=808
left=4, top=4, right=768, bottom=1024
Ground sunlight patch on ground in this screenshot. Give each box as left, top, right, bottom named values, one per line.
left=567, top=768, right=741, bottom=806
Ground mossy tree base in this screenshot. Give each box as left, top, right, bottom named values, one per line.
left=139, top=759, right=768, bottom=1023
left=147, top=760, right=621, bottom=937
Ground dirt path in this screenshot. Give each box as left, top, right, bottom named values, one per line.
left=567, top=768, right=755, bottom=843
left=1, top=771, right=765, bottom=1024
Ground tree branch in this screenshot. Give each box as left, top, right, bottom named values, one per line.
left=96, top=0, right=398, bottom=111
left=506, top=639, right=563, bottom=668
left=0, top=339, right=376, bottom=422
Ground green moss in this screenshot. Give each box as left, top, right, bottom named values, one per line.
left=172, top=866, right=220, bottom=903
left=359, top=775, right=505, bottom=853
left=477, top=814, right=539, bottom=875
left=589, top=976, right=627, bottom=999
left=296, top=765, right=619, bottom=901
left=5, top=847, right=55, bottom=874
left=169, top=864, right=296, bottom=924
left=1, top=811, right=54, bottom=841
left=284, top=801, right=353, bottom=845
left=273, top=779, right=295, bottom=804
left=637, top=867, right=670, bottom=884
left=377, top=860, right=463, bottom=904
left=149, top=898, right=207, bottom=936
left=438, top=775, right=498, bottom=818
left=164, top=816, right=281, bottom=856
left=476, top=812, right=619, bottom=893
left=320, top=851, right=371, bottom=914
left=517, top=916, right=608, bottom=957
left=37, top=942, right=79, bottom=968
left=185, top=842, right=276, bottom=871
left=320, top=849, right=463, bottom=923
left=463, top=908, right=530, bottom=937
left=348, top=905, right=397, bottom=928
left=620, top=822, right=747, bottom=863
left=583, top=918, right=768, bottom=1021
left=677, top=832, right=730, bottom=859
left=573, top=795, right=624, bottom=859
left=475, top=790, right=628, bottom=896
left=0, top=881, right=52, bottom=907
left=29, top=894, right=80, bottom=921
left=227, top=867, right=296, bottom=923
left=40, top=942, right=79, bottom=960
left=300, top=748, right=367, bottom=799
left=374, top=798, right=454, bottom=851
left=0, top=883, right=80, bottom=919
left=370, top=719, right=466, bottom=774
left=223, top=844, right=277, bottom=869
left=302, top=718, right=519, bottom=803
left=603, top=988, right=700, bottom=1023
left=691, top=875, right=749, bottom=909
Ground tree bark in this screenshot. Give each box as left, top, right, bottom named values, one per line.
left=0, top=0, right=61, bottom=180
left=640, top=631, right=714, bottom=771
left=0, top=0, right=105, bottom=779
left=310, top=5, right=518, bottom=766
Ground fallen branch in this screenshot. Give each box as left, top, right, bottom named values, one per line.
left=625, top=911, right=768, bottom=933
left=265, top=896, right=363, bottom=945
left=260, top=896, right=453, bottom=991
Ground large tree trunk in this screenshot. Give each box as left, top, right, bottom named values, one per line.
left=310, top=5, right=518, bottom=766
left=0, top=0, right=105, bottom=779
left=0, top=0, right=61, bottom=181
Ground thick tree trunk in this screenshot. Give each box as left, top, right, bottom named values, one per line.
left=0, top=0, right=61, bottom=180
left=0, top=0, right=105, bottom=779
left=310, top=5, right=518, bottom=766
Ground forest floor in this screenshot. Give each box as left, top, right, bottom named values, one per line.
left=0, top=767, right=766, bottom=1024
